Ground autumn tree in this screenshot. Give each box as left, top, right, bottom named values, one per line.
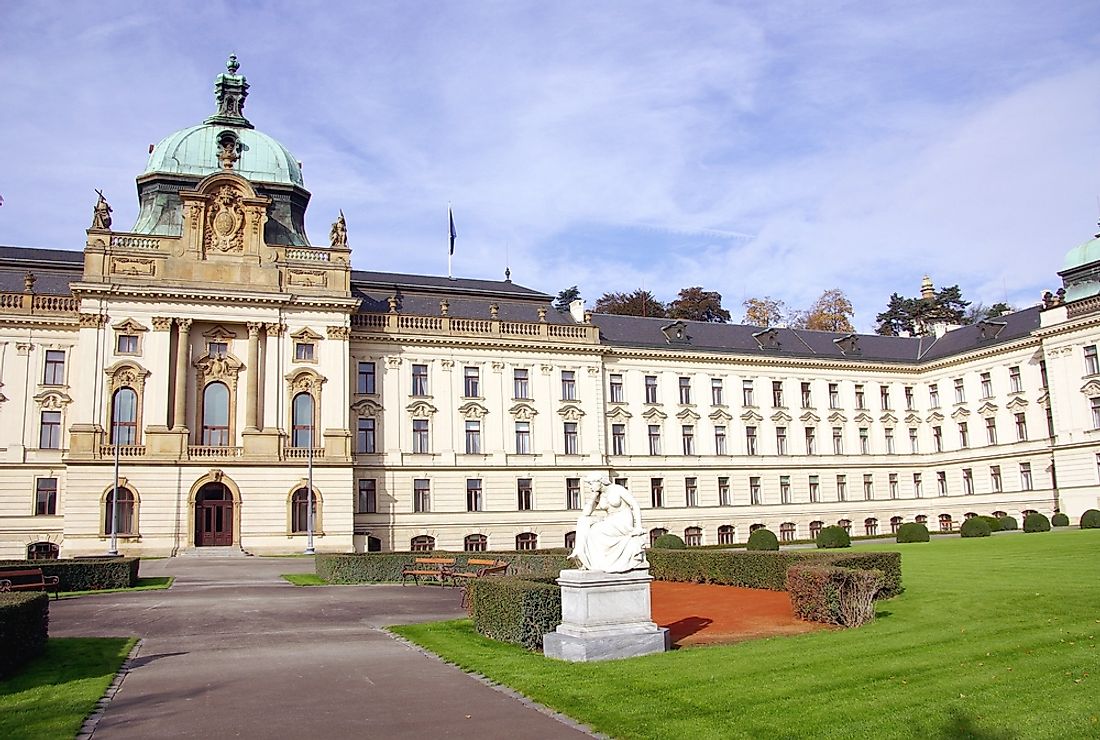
left=798, top=288, right=855, bottom=332
left=593, top=289, right=668, bottom=318
left=668, top=286, right=731, bottom=323
left=742, top=296, right=787, bottom=327
left=554, top=285, right=580, bottom=311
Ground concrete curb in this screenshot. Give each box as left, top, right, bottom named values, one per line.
left=76, top=638, right=143, bottom=740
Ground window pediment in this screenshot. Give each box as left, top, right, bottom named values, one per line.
left=800, top=411, right=821, bottom=423
left=926, top=411, right=945, bottom=423
left=458, top=401, right=489, bottom=420
left=350, top=398, right=384, bottom=416
left=771, top=410, right=792, bottom=423
left=105, top=361, right=150, bottom=393
left=195, top=353, right=244, bottom=389
left=709, top=408, right=734, bottom=422
left=1081, top=379, right=1100, bottom=397
left=950, top=406, right=971, bottom=420
left=406, top=400, right=437, bottom=417
left=511, top=402, right=539, bottom=420
left=879, top=412, right=897, bottom=426
left=285, top=368, right=327, bottom=394
left=853, top=412, right=874, bottom=424
left=642, top=407, right=668, bottom=421
left=677, top=408, right=701, bottom=422
left=904, top=413, right=922, bottom=425
left=203, top=324, right=239, bottom=340
left=34, top=389, right=72, bottom=409
left=290, top=327, right=324, bottom=341
left=112, top=318, right=149, bottom=334
left=827, top=411, right=848, bottom=424
left=1005, top=397, right=1028, bottom=412
left=606, top=407, right=632, bottom=422
left=977, top=402, right=999, bottom=418
left=557, top=404, right=585, bottom=421
left=741, top=409, right=763, bottom=423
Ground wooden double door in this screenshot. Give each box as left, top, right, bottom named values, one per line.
left=195, top=483, right=233, bottom=547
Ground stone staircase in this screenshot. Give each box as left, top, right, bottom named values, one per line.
left=176, top=546, right=252, bottom=558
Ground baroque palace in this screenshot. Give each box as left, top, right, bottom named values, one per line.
left=2, top=58, right=1100, bottom=559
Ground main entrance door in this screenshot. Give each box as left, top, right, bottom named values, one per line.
left=195, top=483, right=233, bottom=547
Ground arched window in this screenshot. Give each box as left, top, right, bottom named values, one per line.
left=26, top=541, right=59, bottom=560
left=837, top=518, right=852, bottom=533
left=104, top=487, right=136, bottom=535
left=717, top=525, right=735, bottom=545
left=202, top=382, right=230, bottom=446
left=516, top=532, right=538, bottom=551
left=939, top=513, right=953, bottom=532
left=290, top=487, right=317, bottom=533
left=111, top=387, right=138, bottom=444
left=964, top=511, right=978, bottom=520
left=991, top=510, right=1007, bottom=518
left=779, top=522, right=796, bottom=542
left=750, top=523, right=765, bottom=533
left=464, top=534, right=487, bottom=552
left=564, top=531, right=576, bottom=550
left=864, top=517, right=878, bottom=536
left=292, top=392, right=314, bottom=448
left=809, top=520, right=824, bottom=538
left=684, top=526, right=702, bottom=547
left=890, top=516, right=904, bottom=533
left=366, top=536, right=382, bottom=552
left=649, top=527, right=668, bottom=545
left=1021, top=509, right=1038, bottom=518
left=411, top=535, right=435, bottom=552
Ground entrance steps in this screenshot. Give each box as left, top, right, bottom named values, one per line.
left=176, top=546, right=252, bottom=558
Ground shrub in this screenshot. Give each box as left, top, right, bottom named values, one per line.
left=466, top=576, right=561, bottom=651
left=1051, top=512, right=1070, bottom=527
left=0, top=557, right=139, bottom=591
left=816, top=525, right=851, bottom=549
left=652, top=534, right=686, bottom=549
left=0, top=593, right=49, bottom=678
left=787, top=565, right=883, bottom=627
left=746, top=529, right=779, bottom=551
left=979, top=515, right=1003, bottom=532
left=1024, top=512, right=1051, bottom=533
left=998, top=515, right=1019, bottom=531
left=316, top=551, right=570, bottom=583
left=896, top=522, right=930, bottom=543
left=1081, top=509, right=1100, bottom=529
left=960, top=517, right=991, bottom=538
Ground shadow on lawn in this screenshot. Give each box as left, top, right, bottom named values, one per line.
left=932, top=710, right=1017, bottom=739
left=664, top=616, right=713, bottom=647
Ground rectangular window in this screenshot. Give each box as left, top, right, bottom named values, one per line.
left=855, top=384, right=866, bottom=410
left=357, top=479, right=377, bottom=513
left=714, top=425, right=728, bottom=455
left=889, top=473, right=898, bottom=499
left=651, top=478, right=664, bottom=508
left=411, top=364, right=429, bottom=396
left=611, top=423, right=626, bottom=455
left=43, top=350, right=65, bottom=385
left=412, top=419, right=429, bottom=453
left=962, top=468, right=974, bottom=495
left=681, top=425, right=695, bottom=455
left=35, top=478, right=57, bottom=516
left=772, top=380, right=784, bottom=408
left=1092, top=397, right=1100, bottom=430
left=517, top=478, right=533, bottom=511
left=980, top=372, right=993, bottom=399
left=513, top=369, right=530, bottom=399
left=985, top=417, right=997, bottom=445
left=804, top=426, right=816, bottom=455
left=750, top=476, right=762, bottom=505
left=466, top=479, right=483, bottom=512
left=647, top=425, right=661, bottom=455
left=679, top=376, right=692, bottom=405
left=515, top=421, right=532, bottom=454
left=933, top=425, right=943, bottom=452
left=117, top=335, right=138, bottom=354
left=609, top=373, right=625, bottom=403
left=904, top=386, right=915, bottom=410
left=40, top=411, right=61, bottom=449
left=413, top=479, right=430, bottom=512
left=828, top=383, right=840, bottom=409
left=990, top=465, right=1002, bottom=493
left=712, top=378, right=724, bottom=406
left=937, top=470, right=948, bottom=496
left=1009, top=366, right=1022, bottom=393
left=1086, top=345, right=1100, bottom=375
left=745, top=426, right=758, bottom=456
left=954, top=377, right=965, bottom=404
left=566, top=478, right=581, bottom=510
left=859, top=427, right=869, bottom=455
left=563, top=422, right=579, bottom=454
left=358, top=361, right=377, bottom=394
left=958, top=421, right=969, bottom=448
left=295, top=342, right=315, bottom=362
left=809, top=475, right=820, bottom=503
left=880, top=385, right=891, bottom=410
left=780, top=475, right=791, bottom=504
left=863, top=473, right=874, bottom=500
left=464, top=420, right=481, bottom=454
left=929, top=383, right=940, bottom=408
left=1020, top=462, right=1033, bottom=490
left=909, top=427, right=919, bottom=453
left=913, top=472, right=923, bottom=498
left=832, top=426, right=844, bottom=455
left=463, top=366, right=480, bottom=397
left=775, top=426, right=787, bottom=455
left=718, top=476, right=731, bottom=506
left=1015, top=412, right=1028, bottom=441
left=742, top=380, right=755, bottom=406
left=357, top=417, right=376, bottom=453
left=884, top=427, right=895, bottom=454
left=801, top=382, right=812, bottom=408
left=685, top=477, right=698, bottom=507
left=208, top=341, right=229, bottom=359
left=836, top=474, right=847, bottom=501
left=561, top=370, right=576, bottom=400
left=645, top=375, right=658, bottom=404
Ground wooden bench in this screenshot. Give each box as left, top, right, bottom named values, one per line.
left=400, top=557, right=456, bottom=586
left=452, top=559, right=509, bottom=607
left=0, top=567, right=60, bottom=600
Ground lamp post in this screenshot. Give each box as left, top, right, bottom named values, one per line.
left=108, top=401, right=121, bottom=557
left=304, top=410, right=315, bottom=555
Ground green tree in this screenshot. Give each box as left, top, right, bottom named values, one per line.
left=742, top=296, right=787, bottom=327
left=553, top=285, right=580, bottom=311
left=875, top=293, right=916, bottom=336
left=668, top=286, right=731, bottom=323
left=593, top=289, right=668, bottom=318
left=875, top=284, right=974, bottom=336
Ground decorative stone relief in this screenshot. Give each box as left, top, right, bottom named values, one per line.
left=540, top=364, right=554, bottom=375
left=110, top=258, right=156, bottom=276
left=677, top=408, right=701, bottom=422
left=204, top=185, right=246, bottom=254
left=106, top=361, right=150, bottom=393
left=194, top=352, right=243, bottom=391
left=710, top=408, right=734, bottom=422
left=79, top=313, right=108, bottom=328
left=288, top=269, right=328, bottom=287
left=286, top=369, right=327, bottom=395
left=558, top=404, right=586, bottom=422
left=385, top=356, right=402, bottom=369
left=151, top=317, right=174, bottom=331
left=491, top=361, right=505, bottom=372
left=643, top=407, right=669, bottom=421
left=264, top=322, right=287, bottom=337
left=458, top=401, right=489, bottom=420
left=740, top=409, right=763, bottom=422
left=350, top=398, right=384, bottom=415
left=440, top=359, right=455, bottom=370
left=326, top=326, right=350, bottom=340
left=510, top=402, right=539, bottom=420
left=15, top=343, right=32, bottom=356
left=406, top=400, right=437, bottom=417
left=34, top=390, right=72, bottom=410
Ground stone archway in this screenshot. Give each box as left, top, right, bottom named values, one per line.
left=195, top=482, right=234, bottom=546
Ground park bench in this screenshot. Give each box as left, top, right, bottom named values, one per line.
left=400, top=557, right=456, bottom=586
left=452, top=559, right=510, bottom=608
left=0, top=567, right=60, bottom=600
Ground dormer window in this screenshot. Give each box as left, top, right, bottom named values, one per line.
left=834, top=334, right=860, bottom=355
left=753, top=328, right=780, bottom=351
left=977, top=320, right=1007, bottom=341
left=660, top=321, right=691, bottom=345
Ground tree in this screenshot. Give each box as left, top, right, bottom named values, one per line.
left=965, top=301, right=1014, bottom=323
left=929, top=284, right=970, bottom=324
left=593, top=289, right=668, bottom=318
left=668, top=287, right=731, bottom=323
left=875, top=293, right=915, bottom=336
left=742, top=296, right=787, bottom=327
left=553, top=285, right=580, bottom=312
left=874, top=283, right=974, bottom=336
left=800, top=288, right=855, bottom=332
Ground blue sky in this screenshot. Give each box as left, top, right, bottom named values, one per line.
left=1, top=1, right=1098, bottom=330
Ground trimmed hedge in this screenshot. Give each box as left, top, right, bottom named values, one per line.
left=896, top=522, right=930, bottom=543
left=746, top=529, right=779, bottom=551
left=1051, top=512, right=1070, bottom=527
left=316, top=551, right=571, bottom=583
left=960, top=517, right=992, bottom=538
left=0, top=592, right=49, bottom=678
left=1081, top=509, right=1100, bottom=529
left=466, top=576, right=561, bottom=651
left=978, top=515, right=1003, bottom=532
left=1024, top=512, right=1051, bottom=533
left=816, top=525, right=851, bottom=549
left=999, top=515, right=1019, bottom=531
left=0, top=558, right=139, bottom=591
left=787, top=565, right=883, bottom=627
left=652, top=534, right=686, bottom=549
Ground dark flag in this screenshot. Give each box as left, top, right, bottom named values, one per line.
left=449, top=207, right=456, bottom=255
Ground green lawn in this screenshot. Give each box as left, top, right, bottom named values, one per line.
left=392, top=529, right=1100, bottom=739
left=60, top=576, right=174, bottom=598
left=0, top=637, right=136, bottom=739
left=281, top=573, right=328, bottom=586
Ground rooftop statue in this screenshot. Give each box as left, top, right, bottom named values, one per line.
left=570, top=473, right=649, bottom=573
left=91, top=190, right=112, bottom=230
left=330, top=211, right=348, bottom=248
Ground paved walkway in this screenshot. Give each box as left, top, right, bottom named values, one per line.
left=52, top=558, right=592, bottom=739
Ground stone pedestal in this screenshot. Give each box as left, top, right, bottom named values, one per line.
left=543, top=568, right=669, bottom=662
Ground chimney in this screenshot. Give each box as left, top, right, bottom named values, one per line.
left=568, top=298, right=585, bottom=323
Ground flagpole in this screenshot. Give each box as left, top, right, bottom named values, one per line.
left=447, top=202, right=453, bottom=279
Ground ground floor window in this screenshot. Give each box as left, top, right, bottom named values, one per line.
left=26, top=541, right=59, bottom=560
left=864, top=517, right=878, bottom=536
left=809, top=520, right=824, bottom=539
left=890, top=516, right=903, bottom=533
left=411, top=535, right=435, bottom=552
left=464, top=534, right=487, bottom=552
left=684, top=526, right=702, bottom=547
left=649, top=528, right=668, bottom=545
left=749, top=523, right=765, bottom=533
left=104, top=487, right=136, bottom=535
left=717, top=525, right=735, bottom=545
left=290, top=488, right=317, bottom=533
left=837, top=518, right=851, bottom=534
left=515, top=532, right=537, bottom=551
left=939, top=513, right=953, bottom=532
left=564, top=531, right=576, bottom=550
left=779, top=522, right=796, bottom=542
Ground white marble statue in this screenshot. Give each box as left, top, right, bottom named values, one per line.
left=569, top=473, right=649, bottom=573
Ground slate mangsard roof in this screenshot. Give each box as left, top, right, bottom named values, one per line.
left=0, top=246, right=83, bottom=295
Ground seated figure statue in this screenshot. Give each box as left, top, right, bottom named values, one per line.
left=570, top=473, right=649, bottom=573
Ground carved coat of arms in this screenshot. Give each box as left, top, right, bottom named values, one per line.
left=204, top=186, right=245, bottom=254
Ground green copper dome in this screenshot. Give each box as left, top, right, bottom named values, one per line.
left=1062, top=234, right=1100, bottom=273
left=1059, top=227, right=1100, bottom=303
left=143, top=124, right=304, bottom=186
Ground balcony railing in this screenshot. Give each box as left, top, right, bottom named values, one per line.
left=99, top=444, right=147, bottom=457
left=188, top=446, right=244, bottom=459
left=0, top=292, right=80, bottom=316
left=284, top=446, right=325, bottom=459
left=351, top=313, right=599, bottom=344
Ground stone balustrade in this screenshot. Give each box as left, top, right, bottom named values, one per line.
left=351, top=312, right=599, bottom=344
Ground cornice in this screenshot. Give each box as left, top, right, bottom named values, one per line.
left=70, top=281, right=359, bottom=312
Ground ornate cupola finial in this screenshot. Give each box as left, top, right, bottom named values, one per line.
left=204, top=53, right=254, bottom=129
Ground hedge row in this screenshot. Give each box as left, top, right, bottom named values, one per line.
left=787, top=565, right=883, bottom=627
left=1082, top=509, right=1100, bottom=528
left=0, top=558, right=139, bottom=591
left=316, top=551, right=571, bottom=583
left=466, top=576, right=561, bottom=651
left=0, top=593, right=49, bottom=679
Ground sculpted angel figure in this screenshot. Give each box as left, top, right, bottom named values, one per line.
left=569, top=473, right=649, bottom=573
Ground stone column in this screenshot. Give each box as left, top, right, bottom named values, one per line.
left=245, top=322, right=263, bottom=431
left=173, top=318, right=192, bottom=431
